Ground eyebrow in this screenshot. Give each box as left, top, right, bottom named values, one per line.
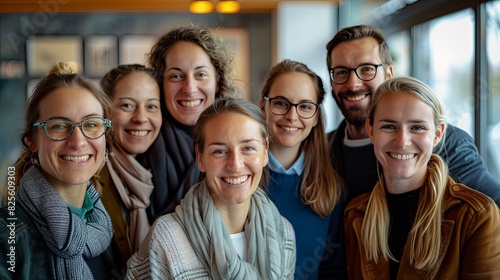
left=47, top=114, right=103, bottom=121
left=166, top=65, right=211, bottom=72
left=207, top=138, right=261, bottom=147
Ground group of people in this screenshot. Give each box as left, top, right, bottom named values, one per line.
left=1, top=23, right=500, bottom=280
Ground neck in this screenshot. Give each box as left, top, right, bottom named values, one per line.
left=346, top=122, right=369, bottom=139
left=54, top=183, right=88, bottom=207
left=384, top=173, right=426, bottom=194
left=270, top=145, right=301, bottom=170
left=217, top=202, right=250, bottom=234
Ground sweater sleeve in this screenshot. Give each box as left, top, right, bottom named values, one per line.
left=436, top=125, right=500, bottom=207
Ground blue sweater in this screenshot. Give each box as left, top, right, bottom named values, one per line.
left=267, top=169, right=346, bottom=280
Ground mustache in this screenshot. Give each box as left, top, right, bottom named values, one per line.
left=337, top=89, right=372, bottom=99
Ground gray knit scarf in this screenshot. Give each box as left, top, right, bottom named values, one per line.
left=173, top=180, right=287, bottom=280
left=17, top=165, right=113, bottom=280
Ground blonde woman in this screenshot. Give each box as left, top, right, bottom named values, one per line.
left=345, top=76, right=500, bottom=279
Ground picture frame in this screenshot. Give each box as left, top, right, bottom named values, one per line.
left=26, top=36, right=83, bottom=76
left=119, top=35, right=157, bottom=65
left=214, top=28, right=250, bottom=99
left=84, top=35, right=118, bottom=77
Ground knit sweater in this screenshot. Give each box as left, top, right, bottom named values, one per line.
left=267, top=170, right=346, bottom=279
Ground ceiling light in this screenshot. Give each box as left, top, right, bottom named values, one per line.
left=189, top=0, right=214, bottom=14
left=216, top=0, right=240, bottom=14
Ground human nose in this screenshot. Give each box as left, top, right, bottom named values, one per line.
left=66, top=124, right=87, bottom=147
left=344, top=69, right=363, bottom=90
left=394, top=129, right=411, bottom=149
left=226, top=151, right=244, bottom=172
left=181, top=76, right=197, bottom=94
left=132, top=106, right=148, bottom=123
left=284, top=104, right=299, bottom=121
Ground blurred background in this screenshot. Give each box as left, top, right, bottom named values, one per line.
left=1, top=0, right=499, bottom=193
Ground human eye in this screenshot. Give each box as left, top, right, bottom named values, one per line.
left=359, top=65, right=376, bottom=74
left=380, top=124, right=396, bottom=131
left=196, top=71, right=209, bottom=79
left=168, top=73, right=183, bottom=81
left=411, top=124, right=427, bottom=132
left=334, top=68, right=349, bottom=77
left=120, top=103, right=135, bottom=111
left=298, top=103, right=315, bottom=112
left=83, top=118, right=104, bottom=130
left=47, top=119, right=70, bottom=132
left=272, top=99, right=289, bottom=109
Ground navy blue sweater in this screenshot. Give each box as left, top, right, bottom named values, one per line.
left=267, top=170, right=346, bottom=280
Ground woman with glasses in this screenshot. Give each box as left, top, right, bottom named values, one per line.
left=96, top=64, right=162, bottom=270
left=0, top=62, right=116, bottom=279
left=260, top=59, right=346, bottom=279
left=345, top=76, right=500, bottom=279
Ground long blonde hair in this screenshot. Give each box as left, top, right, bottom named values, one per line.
left=362, top=76, right=449, bottom=269
left=260, top=59, right=344, bottom=217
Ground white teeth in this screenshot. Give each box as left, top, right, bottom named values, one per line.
left=390, top=153, right=415, bottom=160
left=223, top=175, right=249, bottom=185
left=129, top=130, right=148, bottom=137
left=346, top=95, right=366, bottom=101
left=282, top=126, right=298, bottom=132
left=180, top=100, right=201, bottom=108
left=63, top=155, right=90, bottom=162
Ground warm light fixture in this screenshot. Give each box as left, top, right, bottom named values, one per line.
left=189, top=0, right=214, bottom=14
left=216, top=0, right=240, bottom=14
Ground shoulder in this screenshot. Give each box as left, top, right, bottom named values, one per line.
left=345, top=192, right=370, bottom=214
left=446, top=183, right=497, bottom=212
left=280, top=216, right=295, bottom=242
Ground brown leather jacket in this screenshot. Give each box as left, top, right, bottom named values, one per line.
left=345, top=182, right=500, bottom=280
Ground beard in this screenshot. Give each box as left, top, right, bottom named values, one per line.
left=332, top=89, right=372, bottom=128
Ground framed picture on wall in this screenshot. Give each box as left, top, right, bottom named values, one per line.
left=26, top=36, right=83, bottom=76
left=85, top=35, right=118, bottom=77
left=119, top=35, right=157, bottom=65
left=213, top=28, right=250, bottom=100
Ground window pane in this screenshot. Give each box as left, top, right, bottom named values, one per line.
left=412, top=9, right=475, bottom=136
left=487, top=0, right=500, bottom=179
left=387, top=30, right=410, bottom=77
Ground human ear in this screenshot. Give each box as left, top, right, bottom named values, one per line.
left=195, top=145, right=206, bottom=172
left=433, top=123, right=446, bottom=146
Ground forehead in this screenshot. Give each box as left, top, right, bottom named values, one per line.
left=374, top=92, right=433, bottom=120
left=329, top=37, right=382, bottom=68
left=113, top=72, right=159, bottom=98
left=38, top=86, right=103, bottom=120
left=165, top=41, right=213, bottom=66
left=203, top=112, right=263, bottom=144
left=269, top=73, right=318, bottom=101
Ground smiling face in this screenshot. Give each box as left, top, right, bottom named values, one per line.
left=110, top=71, right=162, bottom=156
left=196, top=112, right=269, bottom=210
left=366, top=92, right=444, bottom=193
left=30, top=86, right=107, bottom=191
left=163, top=41, right=218, bottom=126
left=329, top=37, right=393, bottom=128
left=265, top=72, right=318, bottom=154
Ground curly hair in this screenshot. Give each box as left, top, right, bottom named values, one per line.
left=148, top=25, right=239, bottom=99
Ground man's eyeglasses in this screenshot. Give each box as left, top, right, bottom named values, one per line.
left=329, top=63, right=383, bottom=84
left=33, top=117, right=111, bottom=141
left=263, top=96, right=319, bottom=119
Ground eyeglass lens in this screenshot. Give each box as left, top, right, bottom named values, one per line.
left=330, top=64, right=379, bottom=84
left=270, top=98, right=317, bottom=119
left=44, top=118, right=107, bottom=140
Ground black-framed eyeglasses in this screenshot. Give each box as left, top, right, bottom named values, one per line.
left=263, top=96, right=319, bottom=119
left=329, top=63, right=383, bottom=84
left=33, top=117, right=112, bottom=141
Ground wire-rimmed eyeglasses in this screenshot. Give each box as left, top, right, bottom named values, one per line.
left=263, top=96, right=319, bottom=119
left=33, top=116, right=111, bottom=141
left=329, top=63, right=383, bottom=84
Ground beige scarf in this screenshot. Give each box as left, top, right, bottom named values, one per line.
left=107, top=144, right=154, bottom=253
